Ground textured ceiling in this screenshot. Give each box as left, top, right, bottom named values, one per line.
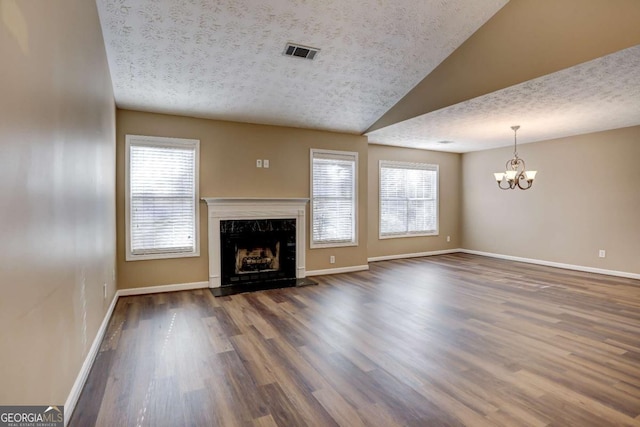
left=96, top=0, right=508, bottom=133
left=366, top=44, right=640, bottom=153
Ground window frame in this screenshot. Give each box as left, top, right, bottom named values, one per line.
left=379, top=160, right=439, bottom=240
left=125, top=134, right=200, bottom=261
left=309, top=148, right=358, bottom=249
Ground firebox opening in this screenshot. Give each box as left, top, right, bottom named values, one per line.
left=235, top=241, right=280, bottom=274
left=220, top=218, right=297, bottom=287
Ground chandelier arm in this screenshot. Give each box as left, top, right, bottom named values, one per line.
left=516, top=174, right=533, bottom=190
left=497, top=180, right=511, bottom=190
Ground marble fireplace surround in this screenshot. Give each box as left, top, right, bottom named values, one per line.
left=202, top=198, right=309, bottom=288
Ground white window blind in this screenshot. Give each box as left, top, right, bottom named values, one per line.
left=311, top=149, right=358, bottom=247
left=126, top=135, right=199, bottom=260
left=379, top=161, right=438, bottom=238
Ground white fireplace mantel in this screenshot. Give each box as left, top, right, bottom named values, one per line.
left=202, top=198, right=309, bottom=288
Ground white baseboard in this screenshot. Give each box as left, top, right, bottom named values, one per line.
left=305, top=264, right=369, bottom=276
left=64, top=291, right=119, bottom=426
left=368, top=249, right=461, bottom=263
left=460, top=249, right=640, bottom=280
left=117, top=281, right=209, bottom=296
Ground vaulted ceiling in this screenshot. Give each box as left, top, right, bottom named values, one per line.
left=96, top=0, right=640, bottom=152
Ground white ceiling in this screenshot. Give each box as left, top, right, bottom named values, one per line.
left=96, top=1, right=640, bottom=153
left=96, top=0, right=508, bottom=134
left=366, top=44, right=640, bottom=153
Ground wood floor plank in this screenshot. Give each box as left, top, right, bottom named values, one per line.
left=204, top=315, right=235, bottom=354
left=312, top=387, right=366, bottom=427
left=356, top=402, right=405, bottom=427
left=515, top=369, right=639, bottom=426
left=69, top=253, right=640, bottom=427
left=252, top=414, right=278, bottom=427
left=182, top=388, right=215, bottom=426
left=298, top=344, right=378, bottom=410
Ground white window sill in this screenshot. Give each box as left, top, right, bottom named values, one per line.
left=125, top=250, right=200, bottom=262
left=379, top=232, right=439, bottom=240
left=310, top=241, right=358, bottom=249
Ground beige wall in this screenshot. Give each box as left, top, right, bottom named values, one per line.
left=367, top=145, right=461, bottom=259
left=117, top=112, right=640, bottom=285
left=116, top=110, right=368, bottom=289
left=462, top=126, right=640, bottom=275
left=369, top=0, right=640, bottom=132
left=0, top=0, right=116, bottom=407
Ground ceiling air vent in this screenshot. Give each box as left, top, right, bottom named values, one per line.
left=284, top=43, right=319, bottom=60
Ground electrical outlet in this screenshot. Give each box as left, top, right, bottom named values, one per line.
left=446, top=235, right=451, bottom=242
left=329, top=255, right=335, bottom=264
left=263, top=159, right=269, bottom=168
left=256, top=159, right=262, bottom=168
left=103, top=283, right=107, bottom=299
left=598, top=249, right=606, bottom=258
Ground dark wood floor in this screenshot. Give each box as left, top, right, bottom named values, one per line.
left=70, top=253, right=640, bottom=426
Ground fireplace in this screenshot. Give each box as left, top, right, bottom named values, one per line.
left=203, top=198, right=309, bottom=290
left=220, top=219, right=296, bottom=285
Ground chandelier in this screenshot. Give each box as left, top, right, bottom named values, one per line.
left=493, top=125, right=537, bottom=190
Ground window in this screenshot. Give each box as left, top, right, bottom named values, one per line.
left=125, top=135, right=200, bottom=261
left=310, top=149, right=358, bottom=248
left=379, top=160, right=438, bottom=238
